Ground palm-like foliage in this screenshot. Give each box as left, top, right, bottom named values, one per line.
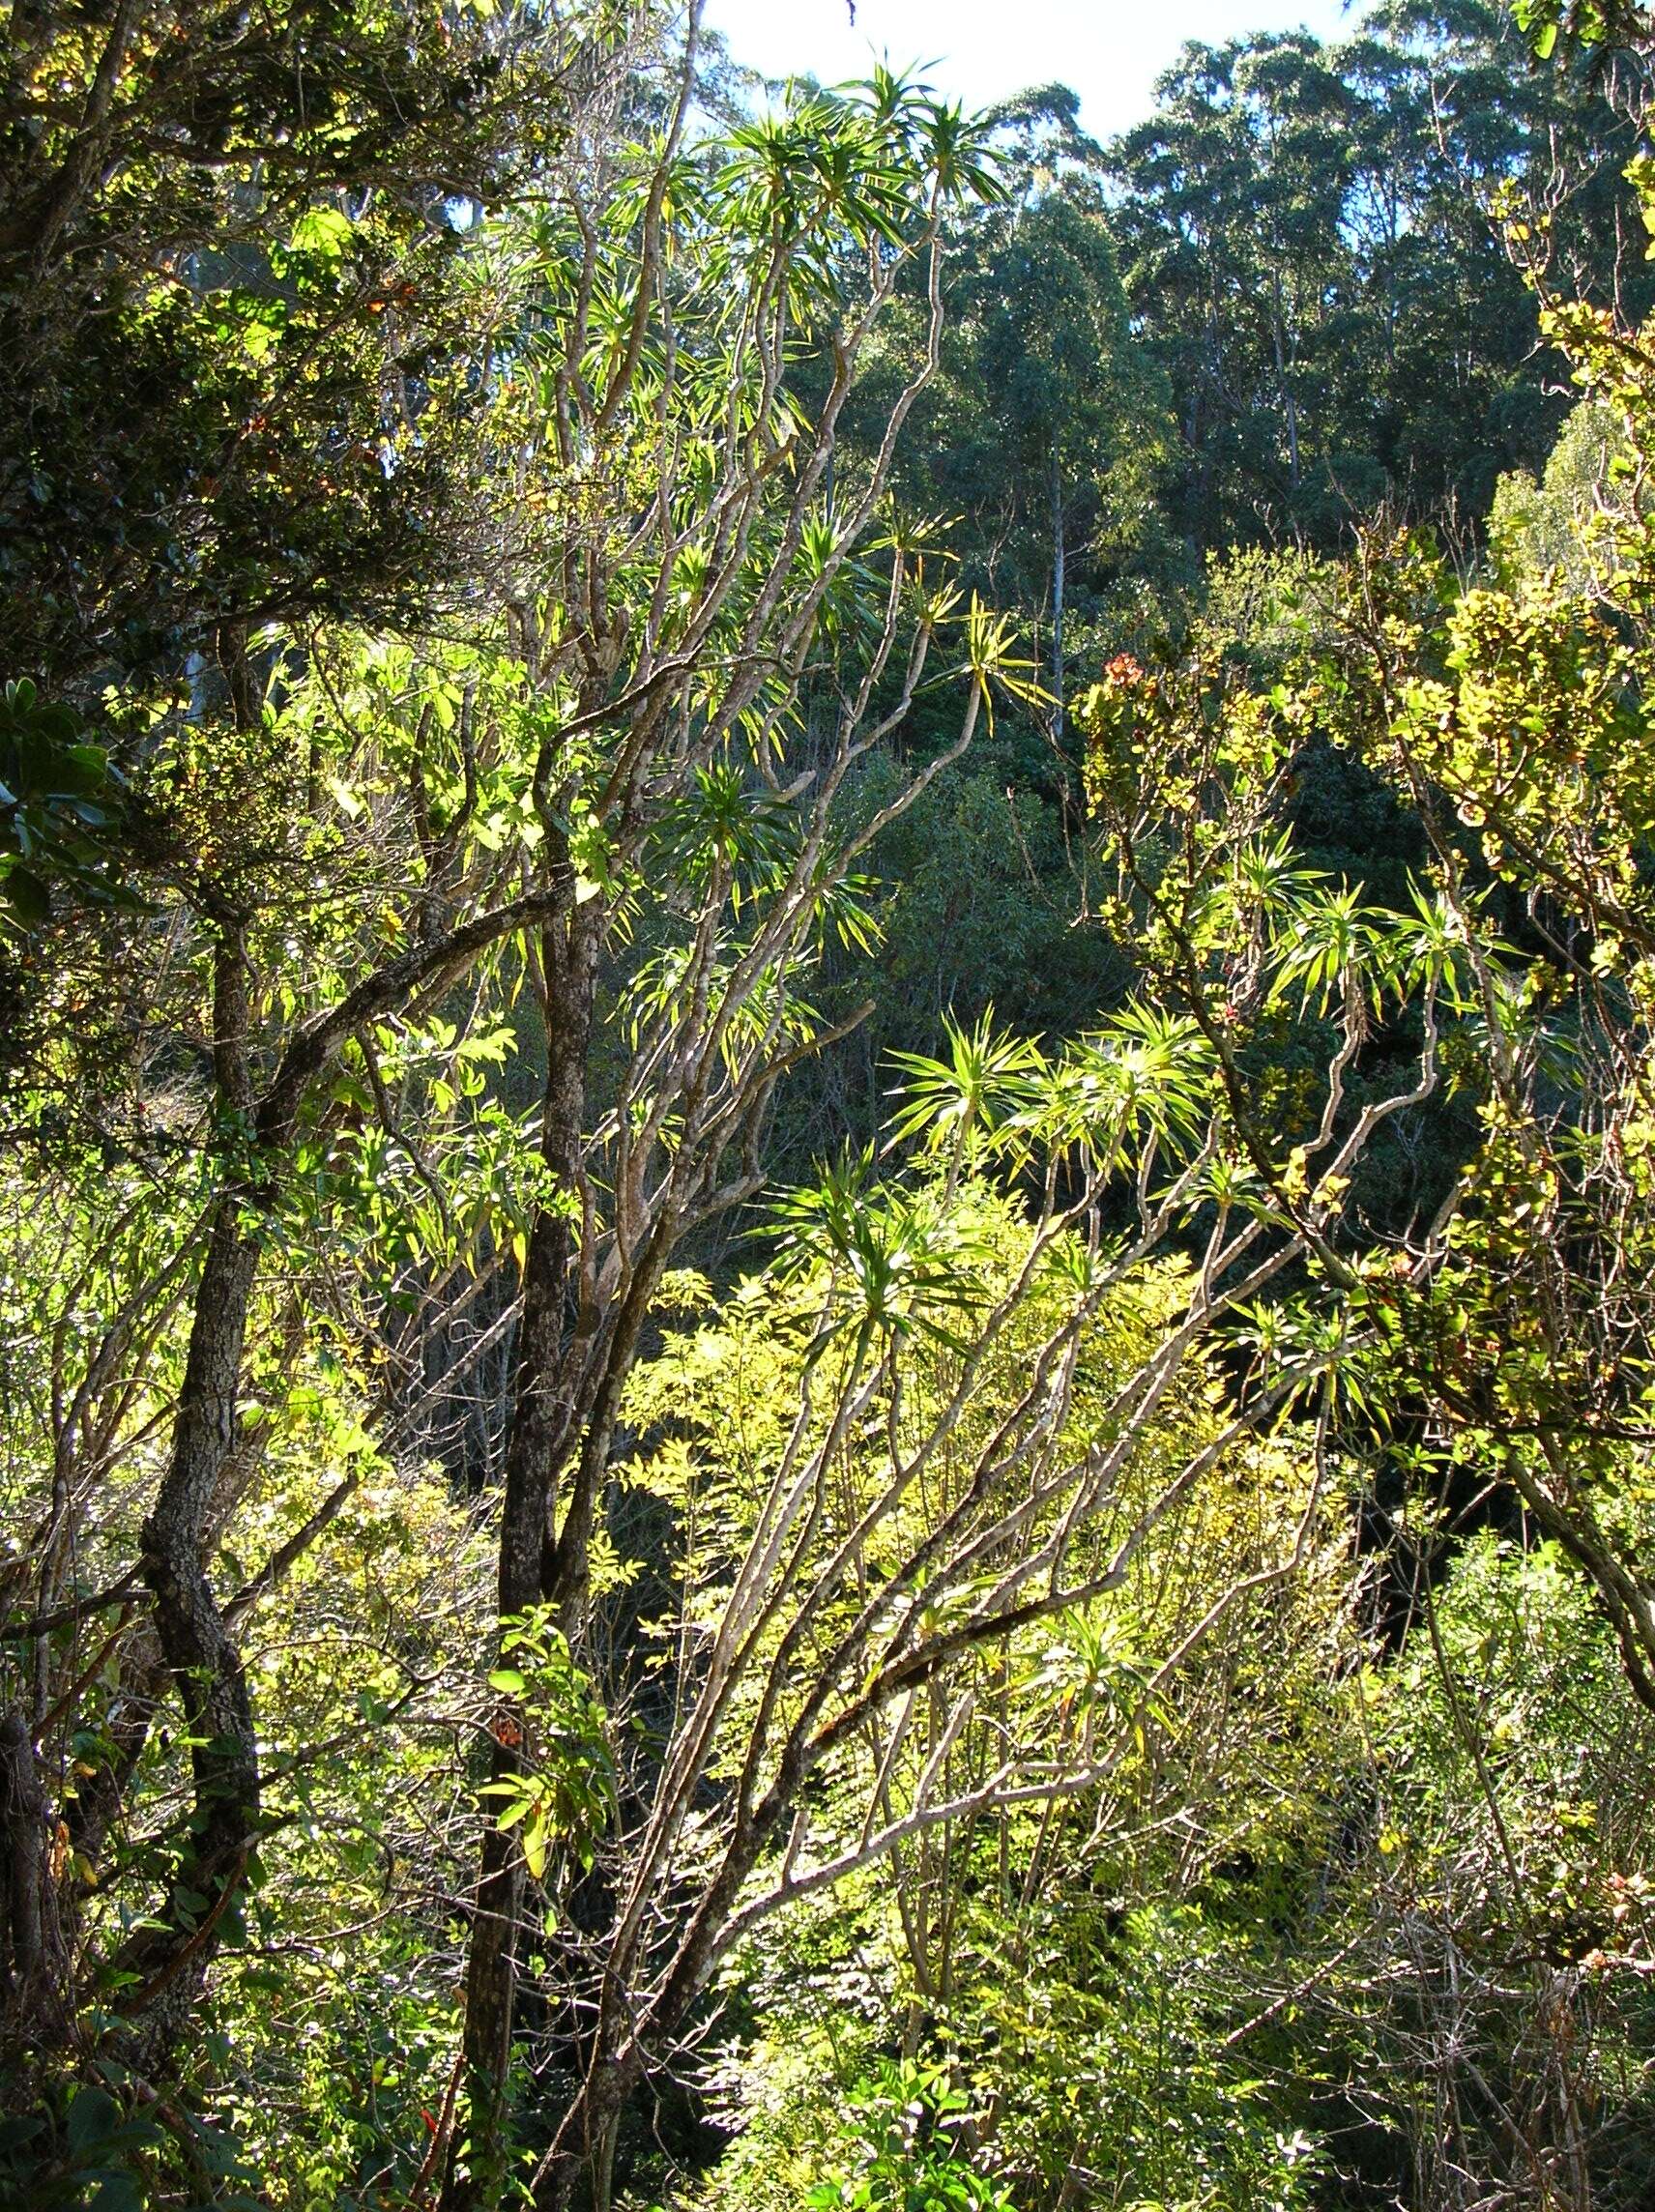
left=769, top=1149, right=989, bottom=1354
left=886, top=1010, right=1047, bottom=1172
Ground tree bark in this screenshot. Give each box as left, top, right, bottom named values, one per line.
left=1050, top=444, right=1066, bottom=748
left=446, top=900, right=599, bottom=2210
left=112, top=1198, right=263, bottom=2052
left=108, top=937, right=263, bottom=2052
left=1, top=0, right=142, bottom=263
left=0, top=1707, right=59, bottom=2053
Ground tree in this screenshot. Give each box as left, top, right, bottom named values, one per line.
left=428, top=41, right=1022, bottom=2200
left=955, top=191, right=1173, bottom=740
left=1108, top=4, right=1650, bottom=552
left=0, top=0, right=651, bottom=2089
left=0, top=0, right=609, bottom=704
left=1109, top=33, right=1355, bottom=546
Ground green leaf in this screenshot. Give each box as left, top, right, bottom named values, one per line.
left=1, top=862, right=50, bottom=927
left=289, top=207, right=353, bottom=259
left=67, top=2086, right=122, bottom=2152
left=85, top=2178, right=145, bottom=2212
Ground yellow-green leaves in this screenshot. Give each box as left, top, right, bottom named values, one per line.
left=962, top=595, right=1045, bottom=735
left=886, top=1010, right=1046, bottom=1169
left=479, top=1610, right=614, bottom=1883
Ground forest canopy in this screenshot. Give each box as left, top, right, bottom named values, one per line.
left=9, top=3, right=1655, bottom=2209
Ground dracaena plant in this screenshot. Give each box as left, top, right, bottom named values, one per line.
left=442, top=587, right=1473, bottom=2202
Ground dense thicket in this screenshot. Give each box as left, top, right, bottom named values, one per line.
left=10, top=4, right=1655, bottom=2211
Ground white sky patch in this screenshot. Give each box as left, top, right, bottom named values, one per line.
left=703, top=0, right=1359, bottom=136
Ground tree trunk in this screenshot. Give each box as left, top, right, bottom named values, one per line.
left=114, top=1200, right=263, bottom=2052
left=533, top=2051, right=633, bottom=2212
left=0, top=1707, right=60, bottom=2055
left=1050, top=444, right=1066, bottom=747
left=446, top=901, right=599, bottom=2210
left=110, top=937, right=264, bottom=2054
left=447, top=1186, right=571, bottom=2210
left=1270, top=281, right=1300, bottom=494
left=541, top=1232, right=669, bottom=1629
left=528, top=1769, right=804, bottom=2208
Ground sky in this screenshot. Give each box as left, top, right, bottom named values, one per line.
left=702, top=0, right=1360, bottom=139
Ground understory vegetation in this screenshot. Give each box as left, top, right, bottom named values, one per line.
left=12, top=2, right=1655, bottom=2206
